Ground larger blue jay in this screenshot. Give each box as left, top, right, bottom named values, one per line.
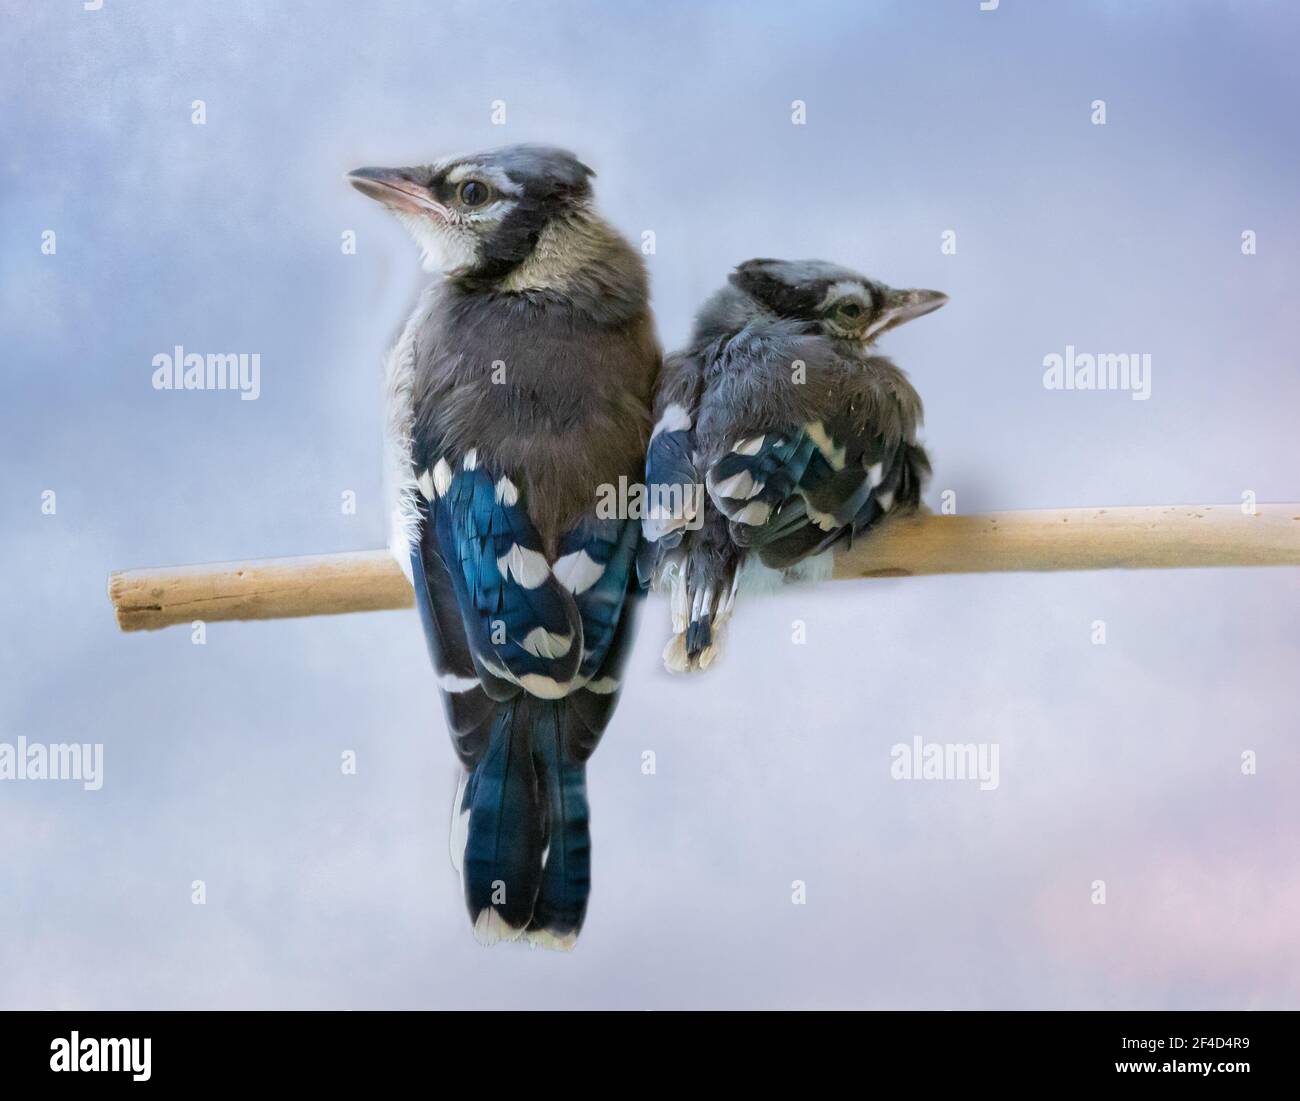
left=350, top=145, right=659, bottom=948
left=642, top=259, right=945, bottom=671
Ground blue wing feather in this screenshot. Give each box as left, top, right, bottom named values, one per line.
left=433, top=462, right=583, bottom=692
left=707, top=425, right=928, bottom=569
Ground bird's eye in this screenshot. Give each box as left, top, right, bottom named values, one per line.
left=457, top=179, right=491, bottom=207
left=837, top=301, right=864, bottom=320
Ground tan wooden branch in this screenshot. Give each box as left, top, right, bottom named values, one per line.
left=107, top=504, right=1300, bottom=632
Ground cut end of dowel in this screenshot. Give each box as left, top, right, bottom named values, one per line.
left=107, top=570, right=161, bottom=631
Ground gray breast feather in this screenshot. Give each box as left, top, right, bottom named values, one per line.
left=409, top=284, right=659, bottom=546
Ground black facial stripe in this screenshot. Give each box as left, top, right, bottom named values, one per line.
left=730, top=267, right=824, bottom=317
left=461, top=200, right=548, bottom=285
left=431, top=174, right=458, bottom=205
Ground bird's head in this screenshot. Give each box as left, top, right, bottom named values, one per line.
left=348, top=144, right=596, bottom=284
left=730, top=258, right=947, bottom=345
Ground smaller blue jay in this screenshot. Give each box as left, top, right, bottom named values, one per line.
left=642, top=259, right=946, bottom=671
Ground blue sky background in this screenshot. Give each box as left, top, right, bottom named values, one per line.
left=1, top=0, right=1297, bottom=1008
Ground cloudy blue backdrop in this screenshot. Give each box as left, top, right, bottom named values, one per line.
left=1, top=0, right=1297, bottom=1009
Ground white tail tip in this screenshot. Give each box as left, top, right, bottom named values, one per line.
left=526, top=927, right=579, bottom=952
left=473, top=908, right=526, bottom=946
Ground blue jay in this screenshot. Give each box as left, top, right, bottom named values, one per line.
left=350, top=145, right=659, bottom=948
left=642, top=259, right=945, bottom=671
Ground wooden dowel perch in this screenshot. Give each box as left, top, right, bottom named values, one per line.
left=108, top=504, right=1300, bottom=632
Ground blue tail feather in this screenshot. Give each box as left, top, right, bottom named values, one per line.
left=529, top=702, right=592, bottom=944
left=462, top=698, right=545, bottom=938
left=461, top=693, right=599, bottom=946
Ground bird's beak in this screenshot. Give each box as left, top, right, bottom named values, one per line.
left=885, top=287, right=948, bottom=324
left=869, top=287, right=949, bottom=338
left=347, top=166, right=447, bottom=218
